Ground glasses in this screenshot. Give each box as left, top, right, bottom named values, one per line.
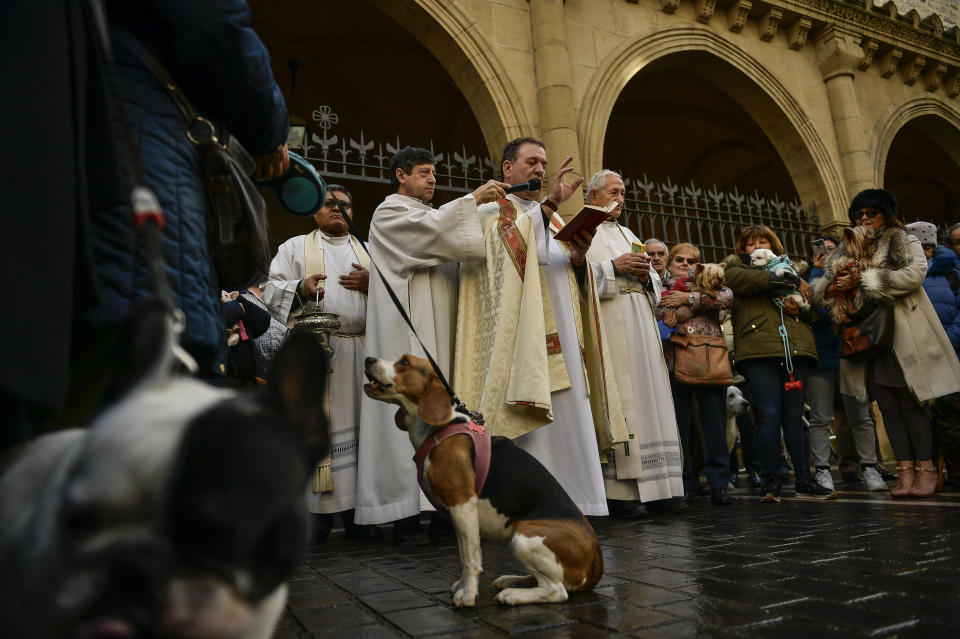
left=324, top=200, right=352, bottom=209
left=673, top=256, right=698, bottom=265
left=854, top=208, right=880, bottom=219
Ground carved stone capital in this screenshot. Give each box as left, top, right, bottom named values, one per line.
left=946, top=72, right=960, bottom=99
left=924, top=63, right=948, bottom=92
left=661, top=0, right=680, bottom=14
left=696, top=0, right=717, bottom=24
left=901, top=54, right=926, bottom=85
left=727, top=0, right=751, bottom=34
left=814, top=25, right=862, bottom=81
left=858, top=39, right=879, bottom=71
left=788, top=17, right=812, bottom=51
left=880, top=48, right=903, bottom=79
left=759, top=7, right=783, bottom=42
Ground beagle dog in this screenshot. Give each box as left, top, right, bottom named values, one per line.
left=363, top=355, right=603, bottom=607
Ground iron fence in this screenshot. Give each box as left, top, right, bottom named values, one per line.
left=619, top=175, right=820, bottom=264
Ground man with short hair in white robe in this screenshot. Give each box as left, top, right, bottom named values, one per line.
left=456, top=138, right=628, bottom=517
left=354, top=147, right=508, bottom=536
left=262, top=184, right=378, bottom=541
left=585, top=170, right=685, bottom=514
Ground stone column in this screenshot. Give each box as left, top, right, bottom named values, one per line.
left=529, top=0, right=584, bottom=218
left=814, top=25, right=873, bottom=229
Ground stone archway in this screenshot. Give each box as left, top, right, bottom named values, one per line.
left=577, top=26, right=846, bottom=226
left=874, top=101, right=960, bottom=226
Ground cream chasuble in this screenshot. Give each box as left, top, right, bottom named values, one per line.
left=261, top=230, right=370, bottom=514
left=354, top=193, right=485, bottom=525
left=588, top=221, right=684, bottom=502
left=455, top=195, right=627, bottom=516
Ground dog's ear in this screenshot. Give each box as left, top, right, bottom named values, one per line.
left=266, top=332, right=329, bottom=463
left=418, top=375, right=453, bottom=426
left=693, top=263, right=703, bottom=278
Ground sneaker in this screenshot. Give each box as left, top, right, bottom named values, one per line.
left=876, top=465, right=898, bottom=482
left=863, top=466, right=889, bottom=492
left=710, top=487, right=733, bottom=505
left=814, top=467, right=835, bottom=492
left=761, top=477, right=781, bottom=503
left=795, top=476, right=838, bottom=500
left=748, top=472, right=763, bottom=494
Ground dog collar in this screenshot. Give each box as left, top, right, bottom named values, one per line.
left=412, top=419, right=491, bottom=517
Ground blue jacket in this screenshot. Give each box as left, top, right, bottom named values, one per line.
left=922, top=245, right=960, bottom=359
left=84, top=1, right=288, bottom=374
left=805, top=267, right=840, bottom=372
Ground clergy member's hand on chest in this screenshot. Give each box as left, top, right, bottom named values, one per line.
left=339, top=263, right=370, bottom=293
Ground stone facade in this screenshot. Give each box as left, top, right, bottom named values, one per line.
left=353, top=0, right=959, bottom=231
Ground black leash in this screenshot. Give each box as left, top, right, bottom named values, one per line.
left=334, top=199, right=476, bottom=419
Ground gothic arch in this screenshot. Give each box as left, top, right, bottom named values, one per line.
left=367, top=0, right=532, bottom=156
left=871, top=96, right=960, bottom=185
left=577, top=26, right=847, bottom=224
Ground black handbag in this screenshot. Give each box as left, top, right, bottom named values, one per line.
left=115, top=29, right=271, bottom=291
left=839, top=304, right=894, bottom=362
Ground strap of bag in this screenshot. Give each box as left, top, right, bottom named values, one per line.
left=112, top=27, right=219, bottom=148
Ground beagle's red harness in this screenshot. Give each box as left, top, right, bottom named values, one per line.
left=412, top=420, right=491, bottom=517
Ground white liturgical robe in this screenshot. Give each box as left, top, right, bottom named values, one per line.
left=588, top=221, right=685, bottom=502
left=354, top=193, right=485, bottom=525
left=262, top=230, right=369, bottom=514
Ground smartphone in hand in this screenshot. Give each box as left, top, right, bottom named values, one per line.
left=811, top=238, right=827, bottom=259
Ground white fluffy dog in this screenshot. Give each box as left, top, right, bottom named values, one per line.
left=750, top=248, right=810, bottom=311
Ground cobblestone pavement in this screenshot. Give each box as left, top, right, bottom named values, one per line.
left=274, top=486, right=960, bottom=638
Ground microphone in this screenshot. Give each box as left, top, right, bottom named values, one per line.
left=504, top=178, right=542, bottom=194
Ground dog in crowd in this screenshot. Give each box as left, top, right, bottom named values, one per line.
left=363, top=354, right=603, bottom=607
left=813, top=225, right=884, bottom=326
left=725, top=384, right=752, bottom=453
left=0, top=304, right=330, bottom=639
left=660, top=263, right=726, bottom=333
left=750, top=248, right=810, bottom=311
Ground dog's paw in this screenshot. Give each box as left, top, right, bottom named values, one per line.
left=493, top=575, right=536, bottom=590
left=452, top=586, right=478, bottom=607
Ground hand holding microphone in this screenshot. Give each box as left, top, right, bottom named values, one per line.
left=471, top=179, right=513, bottom=204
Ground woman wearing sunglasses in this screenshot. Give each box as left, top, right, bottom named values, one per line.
left=813, top=189, right=960, bottom=497
left=724, top=226, right=833, bottom=502
left=659, top=243, right=735, bottom=504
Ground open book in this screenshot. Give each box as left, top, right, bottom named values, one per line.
left=553, top=200, right=618, bottom=241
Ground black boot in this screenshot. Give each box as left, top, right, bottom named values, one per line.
left=710, top=487, right=733, bottom=505
left=342, top=509, right=382, bottom=541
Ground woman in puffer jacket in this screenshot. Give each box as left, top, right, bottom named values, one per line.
left=813, top=190, right=960, bottom=498
left=906, top=222, right=960, bottom=362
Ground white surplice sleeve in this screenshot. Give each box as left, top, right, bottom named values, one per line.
left=261, top=236, right=305, bottom=324
left=370, top=195, right=485, bottom=276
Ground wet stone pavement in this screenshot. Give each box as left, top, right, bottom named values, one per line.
left=273, top=488, right=960, bottom=638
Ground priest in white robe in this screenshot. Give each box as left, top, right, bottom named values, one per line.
left=354, top=147, right=508, bottom=528
left=585, top=170, right=685, bottom=511
left=456, top=138, right=628, bottom=517
left=261, top=185, right=377, bottom=540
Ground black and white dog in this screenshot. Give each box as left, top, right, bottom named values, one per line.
left=0, top=306, right=328, bottom=639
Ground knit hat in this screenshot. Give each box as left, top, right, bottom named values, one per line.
left=848, top=189, right=898, bottom=224
left=906, top=221, right=938, bottom=246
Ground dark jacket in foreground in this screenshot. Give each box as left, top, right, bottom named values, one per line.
left=83, top=1, right=289, bottom=374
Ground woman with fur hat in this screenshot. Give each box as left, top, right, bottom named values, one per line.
left=813, top=189, right=960, bottom=498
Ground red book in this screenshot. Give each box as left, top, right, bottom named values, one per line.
left=552, top=200, right=618, bottom=241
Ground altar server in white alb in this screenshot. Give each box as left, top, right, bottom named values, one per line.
left=261, top=185, right=379, bottom=541
left=456, top=138, right=628, bottom=518
left=354, top=147, right=509, bottom=533
left=585, top=170, right=685, bottom=515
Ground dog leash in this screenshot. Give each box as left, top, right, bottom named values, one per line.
left=773, top=297, right=803, bottom=391
left=334, top=200, right=479, bottom=421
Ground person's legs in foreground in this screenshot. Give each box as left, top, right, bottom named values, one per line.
left=870, top=381, right=936, bottom=497
left=695, top=385, right=733, bottom=505
left=806, top=370, right=837, bottom=491
left=838, top=391, right=886, bottom=491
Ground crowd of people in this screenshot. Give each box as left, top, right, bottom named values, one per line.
left=237, top=140, right=960, bottom=542
left=5, top=3, right=959, bottom=550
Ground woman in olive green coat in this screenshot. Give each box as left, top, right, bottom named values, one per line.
left=724, top=225, right=833, bottom=503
